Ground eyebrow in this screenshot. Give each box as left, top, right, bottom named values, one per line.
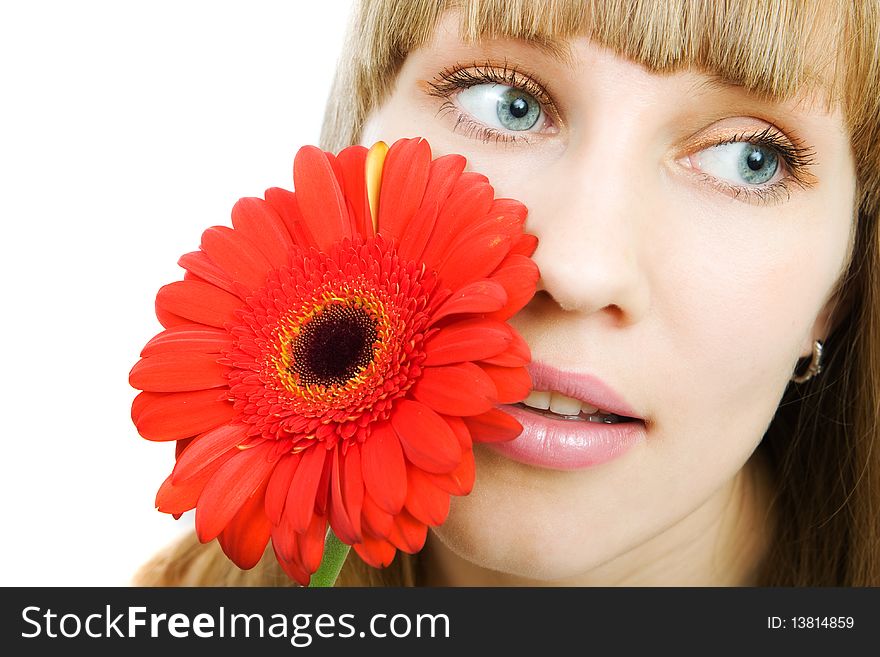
left=685, top=72, right=832, bottom=116
left=685, top=74, right=756, bottom=99
left=490, top=33, right=576, bottom=67
left=686, top=72, right=797, bottom=99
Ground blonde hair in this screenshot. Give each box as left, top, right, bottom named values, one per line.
left=136, top=0, right=880, bottom=587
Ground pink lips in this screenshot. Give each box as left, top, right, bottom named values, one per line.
left=485, top=362, right=647, bottom=470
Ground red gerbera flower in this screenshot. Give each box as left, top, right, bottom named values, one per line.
left=129, top=137, right=539, bottom=585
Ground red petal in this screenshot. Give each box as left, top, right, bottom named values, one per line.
left=284, top=442, right=329, bottom=534
left=422, top=415, right=474, bottom=495
left=437, top=199, right=526, bottom=289
left=419, top=173, right=494, bottom=270
left=478, top=364, right=532, bottom=404
left=462, top=407, right=524, bottom=443
left=437, top=233, right=511, bottom=292
left=435, top=214, right=520, bottom=292
left=328, top=445, right=360, bottom=544
left=156, top=474, right=197, bottom=517
left=264, top=452, right=301, bottom=525
left=195, top=440, right=275, bottom=542
left=155, top=280, right=243, bottom=329
left=264, top=186, right=318, bottom=250
left=135, top=389, right=234, bottom=441
left=299, top=512, right=329, bottom=575
left=387, top=510, right=428, bottom=554
left=129, top=352, right=228, bottom=393
left=155, top=448, right=235, bottom=515
left=155, top=303, right=189, bottom=329
left=442, top=413, right=473, bottom=450
left=200, top=226, right=272, bottom=292
left=171, top=422, right=249, bottom=483
left=217, top=479, right=271, bottom=569
left=425, top=447, right=475, bottom=496
left=404, top=465, right=451, bottom=526
left=131, top=390, right=164, bottom=425
left=484, top=254, right=540, bottom=321
left=453, top=448, right=476, bottom=495
left=140, top=324, right=233, bottom=357
left=391, top=399, right=461, bottom=474
left=411, top=363, right=497, bottom=416
left=429, top=279, right=507, bottom=323
left=177, top=251, right=237, bottom=295
left=230, top=197, right=294, bottom=270
left=360, top=490, right=393, bottom=539
left=376, top=138, right=431, bottom=242
left=422, top=318, right=511, bottom=366
left=510, top=232, right=538, bottom=257
left=313, top=446, right=334, bottom=517
left=479, top=325, right=531, bottom=367
left=361, top=422, right=407, bottom=515
left=271, top=528, right=311, bottom=586
left=334, top=145, right=372, bottom=238
left=488, top=197, right=528, bottom=223
left=397, top=153, right=467, bottom=263
left=325, top=151, right=362, bottom=239
left=175, top=436, right=194, bottom=460
left=272, top=507, right=300, bottom=561
left=292, top=146, right=351, bottom=251
left=353, top=535, right=397, bottom=568
left=341, top=443, right=364, bottom=539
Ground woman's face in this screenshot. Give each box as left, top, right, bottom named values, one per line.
left=360, top=12, right=857, bottom=583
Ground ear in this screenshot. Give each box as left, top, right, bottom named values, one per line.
left=799, top=284, right=854, bottom=358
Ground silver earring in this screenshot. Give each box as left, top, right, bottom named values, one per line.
left=790, top=340, right=824, bottom=383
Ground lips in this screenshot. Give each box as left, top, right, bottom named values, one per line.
left=483, top=361, right=646, bottom=470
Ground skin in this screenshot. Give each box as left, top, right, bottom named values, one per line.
left=359, top=11, right=857, bottom=585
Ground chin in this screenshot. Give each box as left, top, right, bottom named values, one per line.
left=427, top=445, right=630, bottom=583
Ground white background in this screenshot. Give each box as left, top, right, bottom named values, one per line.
left=0, top=0, right=354, bottom=585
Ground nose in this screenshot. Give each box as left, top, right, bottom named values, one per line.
left=530, top=138, right=652, bottom=325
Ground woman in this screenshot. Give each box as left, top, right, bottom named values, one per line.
left=137, top=0, right=880, bottom=586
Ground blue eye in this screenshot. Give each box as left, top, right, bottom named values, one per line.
left=456, top=83, right=544, bottom=132
left=496, top=87, right=541, bottom=130
left=694, top=142, right=780, bottom=186
left=738, top=145, right=778, bottom=184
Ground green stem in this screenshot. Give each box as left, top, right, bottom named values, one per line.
left=308, top=529, right=351, bottom=587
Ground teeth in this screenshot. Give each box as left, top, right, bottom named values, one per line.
left=522, top=390, right=551, bottom=410
left=549, top=391, right=583, bottom=416
left=522, top=390, right=614, bottom=418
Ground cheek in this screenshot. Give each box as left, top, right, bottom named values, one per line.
left=359, top=98, right=451, bottom=152
left=661, top=202, right=841, bottom=430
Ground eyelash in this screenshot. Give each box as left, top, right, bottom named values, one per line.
left=427, top=60, right=558, bottom=145
left=696, top=127, right=817, bottom=205
left=427, top=61, right=818, bottom=206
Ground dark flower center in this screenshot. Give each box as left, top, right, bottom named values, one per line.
left=290, top=303, right=378, bottom=387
